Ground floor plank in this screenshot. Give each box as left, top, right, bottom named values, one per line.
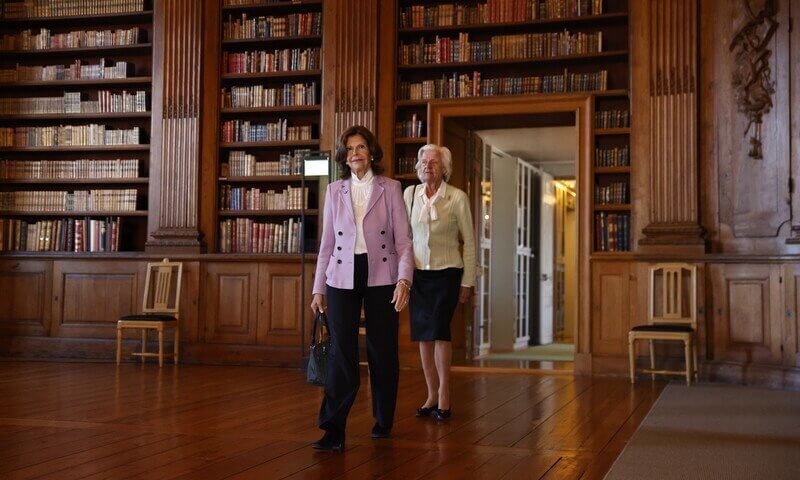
left=0, top=361, right=665, bottom=479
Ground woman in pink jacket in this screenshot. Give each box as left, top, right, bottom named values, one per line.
left=310, top=125, right=414, bottom=452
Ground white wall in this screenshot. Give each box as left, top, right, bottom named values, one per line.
left=489, top=149, right=517, bottom=352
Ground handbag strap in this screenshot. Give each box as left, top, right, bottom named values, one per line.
left=310, top=311, right=326, bottom=346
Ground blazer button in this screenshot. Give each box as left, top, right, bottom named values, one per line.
left=337, top=259, right=342, bottom=264
left=338, top=231, right=343, bottom=236
left=337, top=246, right=342, bottom=250
left=381, top=244, right=386, bottom=249
left=380, top=230, right=385, bottom=235
left=382, top=257, right=387, bottom=262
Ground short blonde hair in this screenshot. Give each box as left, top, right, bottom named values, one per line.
left=416, top=144, right=452, bottom=182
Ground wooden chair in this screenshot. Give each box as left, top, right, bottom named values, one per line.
left=116, top=259, right=183, bottom=367
left=628, top=263, right=698, bottom=385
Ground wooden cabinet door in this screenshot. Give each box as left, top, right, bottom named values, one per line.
left=0, top=259, right=52, bottom=336
left=591, top=261, right=631, bottom=356
left=781, top=264, right=800, bottom=367
left=257, top=262, right=303, bottom=347
left=709, top=264, right=783, bottom=365
left=203, top=262, right=258, bottom=344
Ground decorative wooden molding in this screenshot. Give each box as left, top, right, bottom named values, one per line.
left=147, top=0, right=205, bottom=253
left=728, top=0, right=778, bottom=160
left=638, top=0, right=706, bottom=248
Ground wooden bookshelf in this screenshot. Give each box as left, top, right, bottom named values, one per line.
left=216, top=0, right=323, bottom=254
left=0, top=0, right=154, bottom=253
left=393, top=0, right=632, bottom=253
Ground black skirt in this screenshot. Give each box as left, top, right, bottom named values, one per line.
left=409, top=268, right=463, bottom=341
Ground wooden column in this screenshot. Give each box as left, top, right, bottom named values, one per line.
left=147, top=0, right=207, bottom=253
left=634, top=0, right=706, bottom=249
left=321, top=0, right=379, bottom=151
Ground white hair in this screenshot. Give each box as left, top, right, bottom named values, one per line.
left=416, top=143, right=452, bottom=182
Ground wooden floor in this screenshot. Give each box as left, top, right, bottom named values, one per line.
left=0, top=362, right=665, bottom=479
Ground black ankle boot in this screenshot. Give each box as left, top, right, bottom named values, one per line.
left=371, top=423, right=391, bottom=438
left=312, top=431, right=345, bottom=452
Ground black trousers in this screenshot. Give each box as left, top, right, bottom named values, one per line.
left=319, top=254, right=399, bottom=436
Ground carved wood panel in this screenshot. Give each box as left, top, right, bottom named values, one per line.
left=257, top=263, right=302, bottom=347
left=781, top=263, right=800, bottom=367
left=591, top=261, right=631, bottom=356
left=709, top=264, right=783, bottom=365
left=52, top=261, right=141, bottom=339
left=0, top=260, right=51, bottom=336
left=203, top=262, right=258, bottom=344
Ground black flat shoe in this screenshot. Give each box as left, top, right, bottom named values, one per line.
left=371, top=423, right=391, bottom=439
left=312, top=431, right=345, bottom=452
left=432, top=408, right=451, bottom=421
left=415, top=404, right=438, bottom=417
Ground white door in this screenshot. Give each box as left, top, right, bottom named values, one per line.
left=476, top=145, right=494, bottom=356
left=514, top=160, right=536, bottom=349
left=539, top=171, right=555, bottom=345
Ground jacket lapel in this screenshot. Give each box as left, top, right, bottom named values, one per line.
left=364, top=175, right=385, bottom=219
left=339, top=179, right=355, bottom=224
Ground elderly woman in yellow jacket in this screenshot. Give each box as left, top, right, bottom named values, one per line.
left=403, top=144, right=475, bottom=421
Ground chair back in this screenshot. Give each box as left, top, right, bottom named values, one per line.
left=142, top=258, right=183, bottom=315
left=648, top=263, right=697, bottom=329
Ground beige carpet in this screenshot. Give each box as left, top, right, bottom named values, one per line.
left=604, top=383, right=800, bottom=480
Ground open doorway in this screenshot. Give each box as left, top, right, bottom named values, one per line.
left=473, top=127, right=577, bottom=364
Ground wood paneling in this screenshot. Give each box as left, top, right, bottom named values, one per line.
left=633, top=0, right=705, bottom=247
left=203, top=262, right=259, bottom=344
left=257, top=262, right=303, bottom=347
left=0, top=260, right=51, bottom=336
left=52, top=261, right=141, bottom=339
left=591, top=261, right=631, bottom=356
left=709, top=264, right=783, bottom=365
left=781, top=263, right=800, bottom=367
left=147, top=0, right=205, bottom=252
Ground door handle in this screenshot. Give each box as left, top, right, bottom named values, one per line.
left=541, top=274, right=550, bottom=281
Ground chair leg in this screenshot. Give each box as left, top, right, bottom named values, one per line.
left=141, top=329, right=146, bottom=364
left=628, top=337, right=636, bottom=384
left=116, top=327, right=122, bottom=365
left=158, top=327, right=164, bottom=368
left=693, top=342, right=699, bottom=382
left=173, top=326, right=179, bottom=365
left=648, top=340, right=655, bottom=380
left=684, top=340, right=691, bottom=386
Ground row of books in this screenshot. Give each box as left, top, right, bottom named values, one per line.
left=0, top=27, right=142, bottom=51
left=0, top=189, right=137, bottom=212
left=0, top=159, right=139, bottom=179
left=221, top=82, right=317, bottom=109
left=0, top=125, right=141, bottom=147
left=594, top=182, right=627, bottom=204
left=222, top=149, right=310, bottom=177
left=595, top=146, right=629, bottom=167
left=399, top=0, right=604, bottom=28
left=0, top=217, right=123, bottom=252
left=219, top=185, right=308, bottom=211
left=223, top=12, right=322, bottom=40
left=219, top=218, right=302, bottom=254
left=594, top=212, right=628, bottom=252
left=398, top=30, right=602, bottom=65
left=222, top=48, right=320, bottom=74
left=2, top=0, right=145, bottom=19
left=0, top=91, right=147, bottom=114
left=595, top=109, right=629, bottom=128
left=396, top=117, right=425, bottom=139
left=396, top=156, right=418, bottom=175
left=220, top=120, right=312, bottom=143
left=398, top=69, right=608, bottom=100
left=0, top=60, right=133, bottom=83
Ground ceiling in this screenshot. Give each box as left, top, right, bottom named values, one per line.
left=476, top=126, right=577, bottom=177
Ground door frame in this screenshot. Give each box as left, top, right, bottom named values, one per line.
left=427, top=94, right=591, bottom=373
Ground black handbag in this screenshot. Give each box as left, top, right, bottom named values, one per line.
left=307, top=311, right=329, bottom=386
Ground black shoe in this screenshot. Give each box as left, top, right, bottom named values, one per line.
left=415, top=404, right=438, bottom=417
left=312, top=431, right=345, bottom=452
left=371, top=423, right=391, bottom=439
left=432, top=408, right=451, bottom=421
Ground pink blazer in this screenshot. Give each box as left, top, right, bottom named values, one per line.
left=313, top=175, right=414, bottom=294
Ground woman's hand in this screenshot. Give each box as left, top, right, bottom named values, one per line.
left=310, top=293, right=326, bottom=314
left=458, top=286, right=472, bottom=304
left=391, top=280, right=410, bottom=312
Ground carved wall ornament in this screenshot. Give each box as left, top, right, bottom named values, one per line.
left=729, top=0, right=778, bottom=159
